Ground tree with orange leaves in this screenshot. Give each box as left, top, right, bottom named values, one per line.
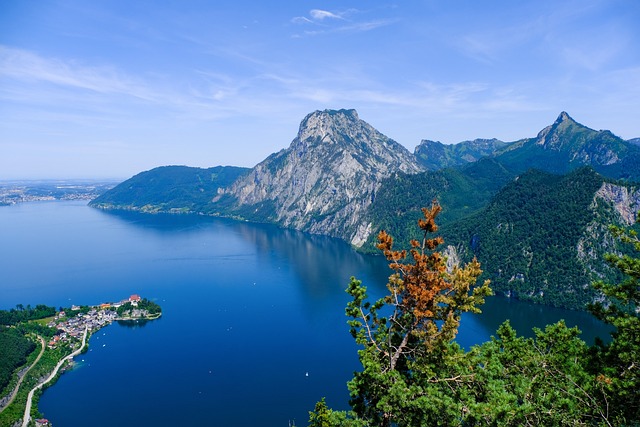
left=343, top=201, right=492, bottom=426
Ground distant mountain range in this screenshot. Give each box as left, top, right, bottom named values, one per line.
left=90, top=109, right=640, bottom=310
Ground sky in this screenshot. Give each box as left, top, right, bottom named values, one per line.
left=1, top=0, right=639, bottom=179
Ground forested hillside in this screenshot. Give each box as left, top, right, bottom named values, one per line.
left=0, top=328, right=36, bottom=393
left=365, top=158, right=514, bottom=251
left=442, top=167, right=619, bottom=309
left=90, top=165, right=249, bottom=213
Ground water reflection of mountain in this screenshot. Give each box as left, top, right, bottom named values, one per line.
left=96, top=208, right=390, bottom=304
left=96, top=208, right=612, bottom=345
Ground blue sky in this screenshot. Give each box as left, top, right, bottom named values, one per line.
left=1, top=0, right=639, bottom=179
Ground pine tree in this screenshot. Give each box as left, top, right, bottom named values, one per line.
left=344, top=201, right=492, bottom=426
left=588, top=220, right=640, bottom=424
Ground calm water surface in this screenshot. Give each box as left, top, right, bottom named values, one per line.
left=0, top=201, right=611, bottom=426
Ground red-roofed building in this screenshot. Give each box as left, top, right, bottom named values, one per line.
left=129, top=294, right=141, bottom=307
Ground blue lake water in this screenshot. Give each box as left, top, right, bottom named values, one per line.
left=0, top=201, right=612, bottom=426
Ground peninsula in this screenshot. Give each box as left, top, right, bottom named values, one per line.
left=0, top=295, right=161, bottom=427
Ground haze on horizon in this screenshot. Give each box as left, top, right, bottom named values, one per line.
left=1, top=0, right=639, bottom=180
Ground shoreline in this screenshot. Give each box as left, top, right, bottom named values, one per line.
left=21, top=327, right=88, bottom=427
left=0, top=296, right=162, bottom=427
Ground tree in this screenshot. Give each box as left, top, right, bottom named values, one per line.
left=310, top=204, right=636, bottom=426
left=343, top=201, right=492, bottom=426
left=588, top=219, right=640, bottom=424
left=467, top=320, right=610, bottom=426
left=308, top=397, right=354, bottom=427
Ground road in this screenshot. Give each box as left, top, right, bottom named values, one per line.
left=0, top=335, right=45, bottom=414
left=21, top=326, right=88, bottom=427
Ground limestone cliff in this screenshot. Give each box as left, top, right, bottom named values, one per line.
left=221, top=109, right=424, bottom=246
left=595, top=182, right=640, bottom=226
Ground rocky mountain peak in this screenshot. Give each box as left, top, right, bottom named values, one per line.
left=557, top=111, right=574, bottom=124
left=225, top=109, right=423, bottom=247
left=518, top=111, right=635, bottom=171
left=536, top=111, right=585, bottom=148
left=298, top=109, right=358, bottom=139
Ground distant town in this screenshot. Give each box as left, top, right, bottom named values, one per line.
left=45, top=294, right=161, bottom=350
left=0, top=180, right=118, bottom=206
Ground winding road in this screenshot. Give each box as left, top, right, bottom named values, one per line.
left=21, top=326, right=88, bottom=427
left=0, top=335, right=45, bottom=414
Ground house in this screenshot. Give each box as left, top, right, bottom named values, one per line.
left=35, top=419, right=50, bottom=426
left=129, top=294, right=141, bottom=307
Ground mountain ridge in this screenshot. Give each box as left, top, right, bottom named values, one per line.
left=90, top=109, right=640, bottom=310
left=414, top=138, right=510, bottom=170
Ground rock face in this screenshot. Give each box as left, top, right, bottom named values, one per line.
left=224, top=109, right=424, bottom=246
left=595, top=182, right=640, bottom=226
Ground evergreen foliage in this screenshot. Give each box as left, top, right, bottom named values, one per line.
left=311, top=206, right=640, bottom=426
left=588, top=219, right=640, bottom=424
left=116, top=298, right=161, bottom=316
left=0, top=304, right=56, bottom=326
left=333, top=203, right=491, bottom=426
left=443, top=167, right=608, bottom=309
left=365, top=158, right=515, bottom=252
left=0, top=327, right=36, bottom=392
left=89, top=165, right=249, bottom=213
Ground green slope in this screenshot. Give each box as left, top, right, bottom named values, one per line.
left=364, top=158, right=515, bottom=252
left=90, top=165, right=249, bottom=213
left=442, top=167, right=623, bottom=309
left=493, top=113, right=640, bottom=182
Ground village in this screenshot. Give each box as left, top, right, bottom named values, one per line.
left=27, top=295, right=160, bottom=427
left=44, top=294, right=156, bottom=350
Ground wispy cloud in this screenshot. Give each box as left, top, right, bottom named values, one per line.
left=290, top=8, right=393, bottom=36
left=291, top=16, right=313, bottom=25
left=0, top=45, right=157, bottom=102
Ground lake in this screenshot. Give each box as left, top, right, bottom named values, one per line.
left=0, top=201, right=612, bottom=426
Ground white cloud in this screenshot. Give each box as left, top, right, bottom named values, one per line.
left=309, top=9, right=343, bottom=21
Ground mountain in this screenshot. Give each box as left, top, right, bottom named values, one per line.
left=414, top=138, right=510, bottom=170
left=492, top=112, right=640, bottom=181
left=90, top=110, right=640, bottom=310
left=442, top=167, right=640, bottom=309
left=215, top=109, right=424, bottom=246
left=363, top=158, right=516, bottom=252
left=90, top=165, right=249, bottom=213
left=413, top=112, right=640, bottom=182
